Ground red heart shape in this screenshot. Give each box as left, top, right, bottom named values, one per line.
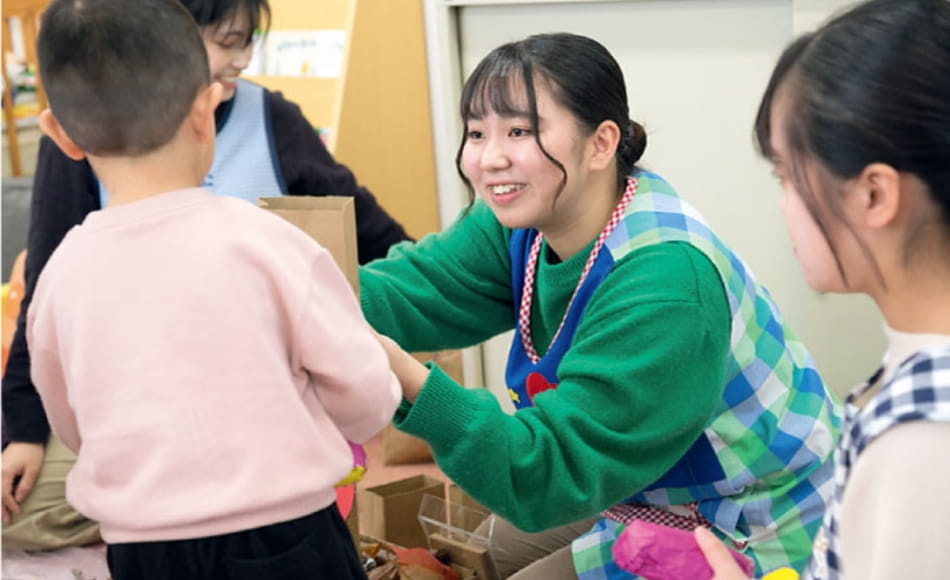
left=526, top=371, right=558, bottom=403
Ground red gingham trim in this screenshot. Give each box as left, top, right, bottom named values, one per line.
left=603, top=502, right=750, bottom=550
left=518, top=178, right=638, bottom=364
left=603, top=502, right=710, bottom=531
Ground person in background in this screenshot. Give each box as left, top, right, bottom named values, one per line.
left=362, top=32, right=840, bottom=579
left=696, top=1, right=950, bottom=579
left=2, top=0, right=410, bottom=550
left=24, top=0, right=400, bottom=577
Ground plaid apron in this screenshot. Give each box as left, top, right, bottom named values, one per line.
left=506, top=172, right=841, bottom=579
left=805, top=346, right=950, bottom=579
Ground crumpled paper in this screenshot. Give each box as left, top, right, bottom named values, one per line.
left=613, top=520, right=755, bottom=580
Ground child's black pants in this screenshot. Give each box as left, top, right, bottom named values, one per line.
left=106, top=504, right=366, bottom=579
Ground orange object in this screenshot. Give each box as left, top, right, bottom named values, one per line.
left=2, top=250, right=27, bottom=374
left=392, top=546, right=461, bottom=580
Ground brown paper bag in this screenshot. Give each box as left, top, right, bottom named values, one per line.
left=259, top=195, right=360, bottom=542
left=361, top=475, right=446, bottom=548
left=382, top=425, right=436, bottom=465
left=258, top=196, right=359, bottom=292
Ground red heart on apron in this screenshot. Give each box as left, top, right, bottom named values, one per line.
left=526, top=371, right=558, bottom=403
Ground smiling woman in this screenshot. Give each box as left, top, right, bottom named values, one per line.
left=200, top=10, right=255, bottom=99
left=184, top=0, right=269, bottom=102
left=360, top=31, right=840, bottom=580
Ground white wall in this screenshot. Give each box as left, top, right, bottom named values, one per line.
left=424, top=0, right=882, bottom=403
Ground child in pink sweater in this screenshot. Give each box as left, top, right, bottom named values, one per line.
left=27, top=0, right=400, bottom=578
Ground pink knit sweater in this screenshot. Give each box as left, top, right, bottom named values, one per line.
left=27, top=188, right=401, bottom=543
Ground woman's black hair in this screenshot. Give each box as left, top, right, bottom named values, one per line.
left=455, top=32, right=646, bottom=205
left=179, top=0, right=270, bottom=44
left=755, top=0, right=950, bottom=284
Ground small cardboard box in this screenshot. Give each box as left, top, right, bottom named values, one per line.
left=361, top=474, right=446, bottom=548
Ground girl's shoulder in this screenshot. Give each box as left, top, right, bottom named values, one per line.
left=849, top=345, right=950, bottom=454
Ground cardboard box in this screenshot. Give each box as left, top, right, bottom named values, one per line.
left=361, top=474, right=446, bottom=548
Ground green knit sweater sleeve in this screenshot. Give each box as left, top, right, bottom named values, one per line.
left=359, top=201, right=515, bottom=350
left=393, top=242, right=732, bottom=532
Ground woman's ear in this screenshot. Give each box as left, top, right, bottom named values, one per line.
left=850, top=163, right=902, bottom=230
left=587, top=120, right=621, bottom=172
left=38, top=109, right=86, bottom=161
left=188, top=82, right=223, bottom=144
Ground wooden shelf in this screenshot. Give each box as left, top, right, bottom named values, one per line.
left=250, top=0, right=441, bottom=240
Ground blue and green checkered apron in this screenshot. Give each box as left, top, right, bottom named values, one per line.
left=506, top=171, right=841, bottom=579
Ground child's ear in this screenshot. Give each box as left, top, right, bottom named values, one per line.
left=588, top=120, right=621, bottom=172
left=38, top=109, right=86, bottom=161
left=852, top=163, right=901, bottom=229
left=188, top=82, right=223, bottom=144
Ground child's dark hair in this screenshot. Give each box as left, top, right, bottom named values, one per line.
left=456, top=32, right=646, bottom=204
left=755, top=0, right=950, bottom=282
left=180, top=0, right=271, bottom=44
left=38, top=0, right=209, bottom=157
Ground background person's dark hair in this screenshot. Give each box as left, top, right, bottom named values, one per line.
left=38, top=0, right=210, bottom=157
left=180, top=0, right=271, bottom=44
left=455, top=32, right=647, bottom=206
left=754, top=0, right=950, bottom=284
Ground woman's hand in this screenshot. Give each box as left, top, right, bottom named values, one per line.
left=695, top=527, right=756, bottom=580
left=373, top=331, right=430, bottom=403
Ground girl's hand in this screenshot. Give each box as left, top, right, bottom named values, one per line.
left=695, top=527, right=755, bottom=580
left=373, top=331, right=430, bottom=403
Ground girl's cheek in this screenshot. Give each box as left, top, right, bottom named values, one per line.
left=460, top=147, right=480, bottom=177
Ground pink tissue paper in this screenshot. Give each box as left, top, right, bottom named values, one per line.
left=613, top=520, right=756, bottom=580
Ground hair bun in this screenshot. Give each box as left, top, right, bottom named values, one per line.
left=618, top=120, right=647, bottom=168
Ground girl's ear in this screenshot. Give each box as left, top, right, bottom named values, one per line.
left=38, top=109, right=86, bottom=161
left=587, top=120, right=621, bottom=172
left=851, top=163, right=902, bottom=229
left=188, top=82, right=223, bottom=144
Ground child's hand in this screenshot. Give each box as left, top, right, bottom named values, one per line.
left=1, top=442, right=45, bottom=523
left=373, top=331, right=430, bottom=403
left=694, top=527, right=755, bottom=580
